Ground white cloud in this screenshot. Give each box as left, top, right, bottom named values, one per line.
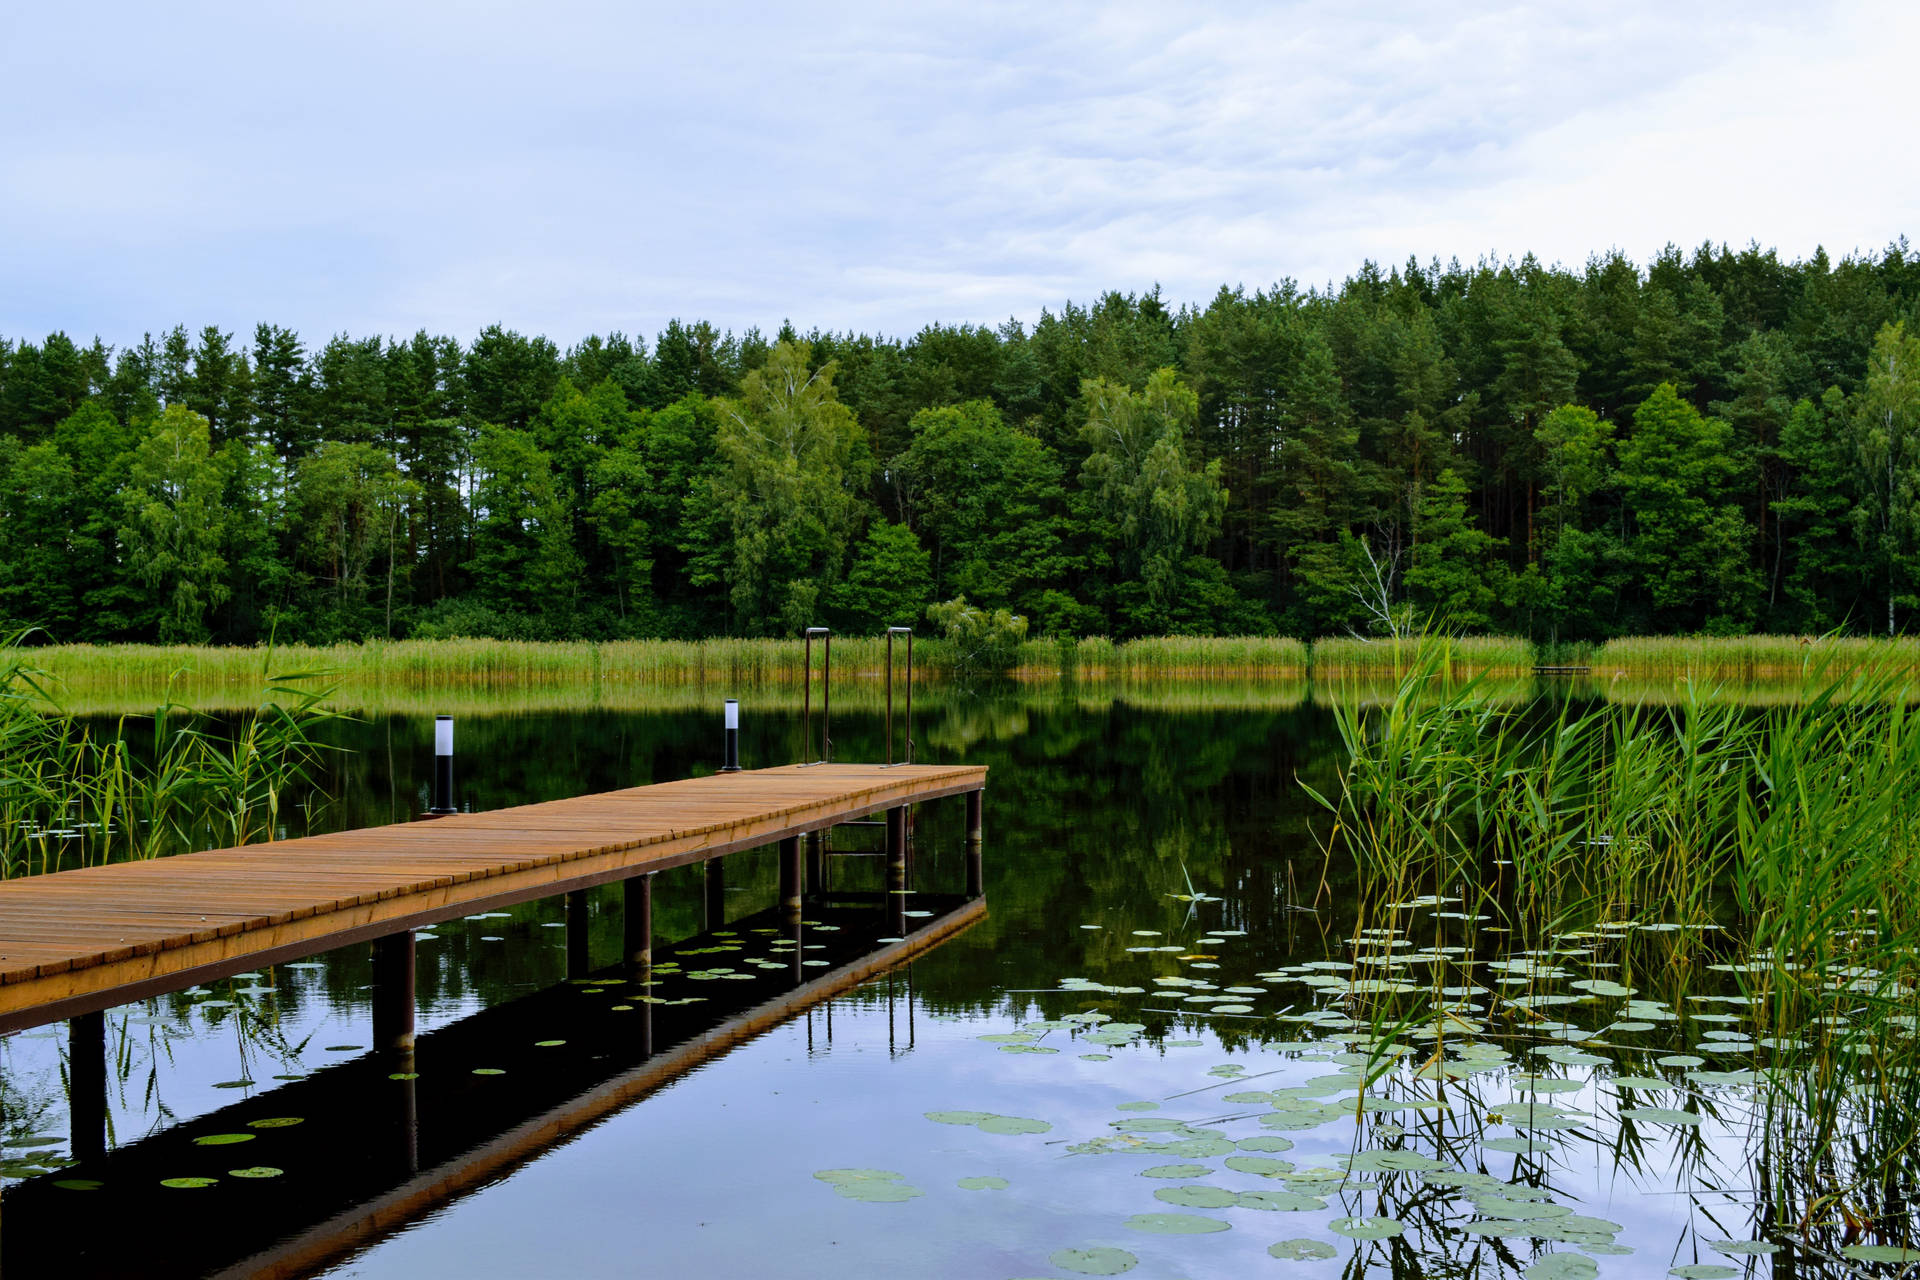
left=0, top=0, right=1908, bottom=349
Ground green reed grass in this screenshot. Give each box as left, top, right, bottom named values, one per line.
left=1310, top=633, right=1535, bottom=677
left=1320, top=641, right=1920, bottom=1195
left=0, top=638, right=341, bottom=875
left=1599, top=634, right=1920, bottom=679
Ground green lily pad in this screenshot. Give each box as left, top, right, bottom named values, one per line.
left=1668, top=1268, right=1738, bottom=1279
left=228, top=1166, right=283, bottom=1178
left=1269, top=1239, right=1338, bottom=1260
left=926, top=1110, right=995, bottom=1126
left=52, top=1178, right=103, bottom=1190
left=1237, top=1135, right=1295, bottom=1153
left=1330, top=1217, right=1405, bottom=1239
left=160, top=1177, right=218, bottom=1188
left=1154, top=1184, right=1238, bottom=1209
left=957, top=1176, right=1008, bottom=1190
left=1224, top=1155, right=1292, bottom=1176
left=1527, top=1257, right=1598, bottom=1280
left=812, top=1168, right=923, bottom=1202
left=192, top=1133, right=254, bottom=1146
left=387, top=1072, right=419, bottom=1080
left=1124, top=1212, right=1230, bottom=1234
left=1612, top=1076, right=1671, bottom=1091
left=472, top=1068, right=506, bottom=1075
left=1115, top=1101, right=1159, bottom=1112
left=1707, top=1241, right=1779, bottom=1255
left=977, top=1115, right=1051, bottom=1136
left=247, top=1117, right=304, bottom=1129
left=1140, top=1164, right=1212, bottom=1179
left=1840, top=1246, right=1920, bottom=1263
left=1049, top=1246, right=1138, bottom=1275
left=534, top=1040, right=565, bottom=1047
left=1237, top=1190, right=1327, bottom=1211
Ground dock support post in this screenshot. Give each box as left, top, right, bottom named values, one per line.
left=704, top=857, right=726, bottom=930
left=567, top=889, right=591, bottom=977
left=965, top=788, right=984, bottom=899
left=885, top=805, right=908, bottom=933
left=624, top=875, right=653, bottom=970
left=68, top=1009, right=107, bottom=1161
left=779, top=835, right=803, bottom=918
left=371, top=931, right=417, bottom=1053
left=806, top=830, right=825, bottom=899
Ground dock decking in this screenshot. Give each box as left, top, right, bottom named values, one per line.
left=0, top=762, right=986, bottom=1032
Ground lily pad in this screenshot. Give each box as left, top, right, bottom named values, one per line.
left=1050, top=1246, right=1138, bottom=1275
left=1140, top=1164, right=1211, bottom=1179
left=1124, top=1212, right=1231, bottom=1234
left=1269, top=1239, right=1338, bottom=1260
left=977, top=1115, right=1051, bottom=1136
left=1237, top=1190, right=1327, bottom=1211
left=52, top=1179, right=103, bottom=1190
left=1668, top=1268, right=1738, bottom=1279
left=1840, top=1246, right=1920, bottom=1263
left=1706, top=1241, right=1779, bottom=1256
left=957, top=1175, right=1008, bottom=1190
left=1154, top=1184, right=1239, bottom=1208
left=926, top=1110, right=994, bottom=1126
left=247, top=1117, right=304, bottom=1129
left=192, top=1133, right=254, bottom=1146
left=1527, top=1258, right=1598, bottom=1280
left=228, top=1166, right=283, bottom=1178
left=1330, top=1217, right=1405, bottom=1239
left=160, top=1177, right=218, bottom=1188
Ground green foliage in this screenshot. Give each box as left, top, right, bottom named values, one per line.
left=1079, top=368, right=1227, bottom=626
left=4, top=246, right=1920, bottom=644
left=927, top=596, right=1029, bottom=678
left=704, top=342, right=872, bottom=634
left=832, top=522, right=933, bottom=633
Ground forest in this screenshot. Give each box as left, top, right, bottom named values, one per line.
left=2, top=240, right=1918, bottom=646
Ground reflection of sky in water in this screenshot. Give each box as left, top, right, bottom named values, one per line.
left=0, top=701, right=1839, bottom=1274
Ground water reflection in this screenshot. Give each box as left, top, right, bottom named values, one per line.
left=3, top=895, right=982, bottom=1278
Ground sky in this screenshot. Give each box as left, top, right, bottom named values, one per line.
left=1, top=1, right=1913, bottom=350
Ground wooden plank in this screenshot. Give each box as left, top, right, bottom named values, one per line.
left=0, top=763, right=985, bottom=1028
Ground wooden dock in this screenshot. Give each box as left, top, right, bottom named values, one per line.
left=0, top=762, right=987, bottom=1033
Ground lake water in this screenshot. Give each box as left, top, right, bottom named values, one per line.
left=0, top=690, right=1863, bottom=1276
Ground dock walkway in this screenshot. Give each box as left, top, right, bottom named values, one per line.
left=0, top=762, right=986, bottom=1032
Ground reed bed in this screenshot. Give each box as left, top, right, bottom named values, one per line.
left=1320, top=643, right=1920, bottom=1197
left=0, top=641, right=339, bottom=875
left=1309, top=633, right=1535, bottom=677
left=1599, top=634, right=1920, bottom=680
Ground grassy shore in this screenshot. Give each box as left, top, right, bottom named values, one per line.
left=23, top=633, right=1920, bottom=710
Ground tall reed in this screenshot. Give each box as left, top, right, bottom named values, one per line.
left=1320, top=642, right=1920, bottom=1195
left=0, top=638, right=342, bottom=875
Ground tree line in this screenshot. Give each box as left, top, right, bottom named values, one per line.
left=3, top=240, right=1919, bottom=646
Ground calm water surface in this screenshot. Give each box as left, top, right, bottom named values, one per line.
left=0, top=692, right=1802, bottom=1277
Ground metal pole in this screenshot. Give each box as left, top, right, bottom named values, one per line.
left=801, top=631, right=812, bottom=765
left=804, top=627, right=831, bottom=763
left=885, top=626, right=914, bottom=766
left=721, top=698, right=741, bottom=772
left=428, top=715, right=455, bottom=815
left=885, top=805, right=907, bottom=935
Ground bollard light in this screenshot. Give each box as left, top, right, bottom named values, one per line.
left=428, top=715, right=456, bottom=815
left=721, top=698, right=742, bottom=772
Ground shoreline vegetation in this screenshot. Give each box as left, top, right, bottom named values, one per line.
left=18, top=633, right=1920, bottom=710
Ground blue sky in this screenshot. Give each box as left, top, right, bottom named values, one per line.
left=1, top=1, right=1911, bottom=349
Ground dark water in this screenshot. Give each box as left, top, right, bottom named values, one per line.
left=0, top=695, right=1801, bottom=1277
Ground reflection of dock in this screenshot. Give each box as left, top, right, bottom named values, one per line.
left=3, top=896, right=985, bottom=1279
left=0, top=760, right=986, bottom=1205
